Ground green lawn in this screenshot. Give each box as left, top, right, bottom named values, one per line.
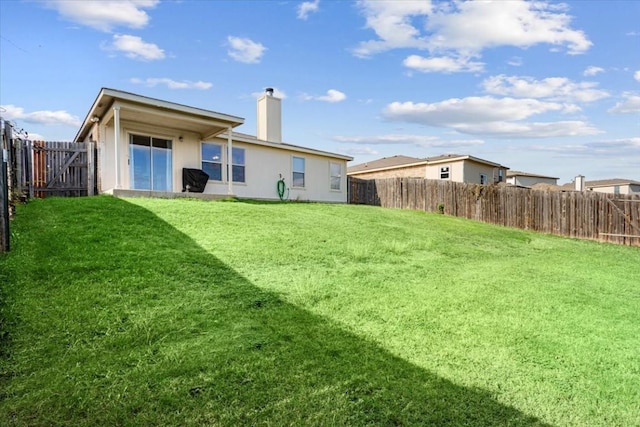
left=1, top=196, right=638, bottom=426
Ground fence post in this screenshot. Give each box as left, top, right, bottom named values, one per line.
left=87, top=142, right=95, bottom=196
left=1, top=122, right=11, bottom=252
left=27, top=140, right=34, bottom=199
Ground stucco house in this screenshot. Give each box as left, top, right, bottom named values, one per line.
left=506, top=170, right=559, bottom=188
left=561, top=178, right=640, bottom=195
left=347, top=154, right=509, bottom=185
left=74, top=88, right=352, bottom=202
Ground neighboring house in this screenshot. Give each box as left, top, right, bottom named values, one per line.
left=561, top=178, right=640, bottom=195
left=506, top=170, right=559, bottom=188
left=74, top=88, right=352, bottom=202
left=347, top=154, right=509, bottom=185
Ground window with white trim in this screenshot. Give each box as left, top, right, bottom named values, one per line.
left=231, top=147, right=245, bottom=183
left=201, top=143, right=222, bottom=181
left=480, top=174, right=487, bottom=185
left=440, top=166, right=450, bottom=180
left=330, top=161, right=341, bottom=190
left=293, top=156, right=305, bottom=188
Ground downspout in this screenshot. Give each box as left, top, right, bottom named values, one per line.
left=227, top=126, right=233, bottom=195
left=114, top=106, right=121, bottom=189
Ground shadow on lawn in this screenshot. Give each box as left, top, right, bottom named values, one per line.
left=2, top=197, right=549, bottom=426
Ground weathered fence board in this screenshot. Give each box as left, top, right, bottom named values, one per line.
left=348, top=177, right=640, bottom=246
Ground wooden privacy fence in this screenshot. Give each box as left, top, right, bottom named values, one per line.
left=348, top=177, right=640, bottom=246
left=14, top=140, right=95, bottom=198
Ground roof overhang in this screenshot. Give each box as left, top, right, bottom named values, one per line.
left=427, top=155, right=507, bottom=169
left=507, top=171, right=559, bottom=180
left=74, top=88, right=245, bottom=142
left=217, top=132, right=353, bottom=161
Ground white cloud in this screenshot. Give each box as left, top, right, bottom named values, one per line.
left=0, top=104, right=81, bottom=127
left=130, top=78, right=212, bottom=90
left=383, top=97, right=601, bottom=138
left=403, top=54, right=483, bottom=73
left=353, top=0, right=432, bottom=57
left=482, top=75, right=609, bottom=103
left=353, top=0, right=591, bottom=61
left=426, top=0, right=592, bottom=55
left=334, top=134, right=484, bottom=148
left=634, top=70, right=640, bottom=82
left=334, top=134, right=439, bottom=145
left=302, top=89, right=346, bottom=103
left=585, top=137, right=640, bottom=152
left=45, top=0, right=158, bottom=32
left=530, top=137, right=640, bottom=157
left=297, top=0, right=320, bottom=20
left=608, top=92, right=640, bottom=113
left=507, top=56, right=523, bottom=67
left=385, top=97, right=567, bottom=124
left=227, top=36, right=266, bottom=64
left=583, top=66, right=604, bottom=76
left=449, top=120, right=601, bottom=138
left=107, top=34, right=165, bottom=60
left=341, top=146, right=379, bottom=156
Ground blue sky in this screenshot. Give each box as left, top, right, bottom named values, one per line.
left=1, top=0, right=638, bottom=183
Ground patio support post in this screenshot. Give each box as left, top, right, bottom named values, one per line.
left=227, top=126, right=233, bottom=195
left=114, top=106, right=121, bottom=189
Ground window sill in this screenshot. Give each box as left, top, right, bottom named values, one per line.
left=207, top=180, right=246, bottom=186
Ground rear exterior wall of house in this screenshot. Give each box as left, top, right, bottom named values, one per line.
left=97, top=120, right=348, bottom=202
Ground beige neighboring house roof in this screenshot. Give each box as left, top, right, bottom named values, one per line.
left=585, top=178, right=640, bottom=187
left=348, top=153, right=507, bottom=175
left=560, top=178, right=640, bottom=191
left=347, top=155, right=426, bottom=174
left=507, top=170, right=559, bottom=180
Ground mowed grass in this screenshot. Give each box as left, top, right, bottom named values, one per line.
left=1, top=196, right=638, bottom=426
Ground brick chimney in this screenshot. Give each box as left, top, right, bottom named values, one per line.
left=257, top=87, right=281, bottom=143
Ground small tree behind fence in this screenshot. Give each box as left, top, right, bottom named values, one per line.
left=348, top=177, right=640, bottom=246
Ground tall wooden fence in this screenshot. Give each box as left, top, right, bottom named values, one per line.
left=348, top=177, right=640, bottom=246
left=14, top=140, right=95, bottom=198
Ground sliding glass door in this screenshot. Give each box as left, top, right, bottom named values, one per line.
left=129, top=134, right=172, bottom=191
